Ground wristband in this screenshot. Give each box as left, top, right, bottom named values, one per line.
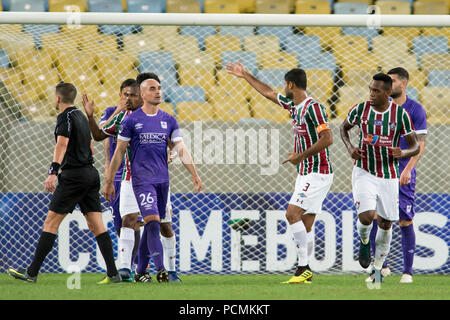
left=48, top=162, right=61, bottom=175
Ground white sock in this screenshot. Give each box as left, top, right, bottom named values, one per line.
left=357, top=219, right=373, bottom=245
left=118, top=227, right=135, bottom=270
left=161, top=235, right=176, bottom=272
left=374, top=228, right=392, bottom=270
left=290, top=220, right=308, bottom=266
left=307, top=231, right=314, bottom=263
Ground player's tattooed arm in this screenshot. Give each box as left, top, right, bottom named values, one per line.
left=340, top=119, right=365, bottom=160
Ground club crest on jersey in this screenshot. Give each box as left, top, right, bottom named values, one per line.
left=355, top=201, right=360, bottom=210
left=389, top=122, right=396, bottom=131
left=160, top=121, right=167, bottom=129
left=135, top=123, right=143, bottom=130
left=363, top=134, right=379, bottom=145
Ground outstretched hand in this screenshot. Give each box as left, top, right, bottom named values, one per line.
left=81, top=93, right=95, bottom=118
left=225, top=61, right=246, bottom=78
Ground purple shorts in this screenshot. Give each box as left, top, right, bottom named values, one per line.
left=132, top=182, right=169, bottom=220
left=399, top=167, right=416, bottom=221
left=112, top=180, right=122, bottom=230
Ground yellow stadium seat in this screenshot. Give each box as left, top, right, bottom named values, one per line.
left=243, top=35, right=280, bottom=56
left=213, top=100, right=251, bottom=122
left=377, top=52, right=419, bottom=76
left=70, top=71, right=102, bottom=94
left=205, top=34, right=242, bottom=65
left=420, top=53, right=450, bottom=72
left=239, top=0, right=256, bottom=12
left=375, top=1, right=411, bottom=14
left=414, top=1, right=448, bottom=14
left=305, top=69, right=334, bottom=95
left=259, top=51, right=298, bottom=69
left=372, top=35, right=409, bottom=56
left=337, top=0, right=371, bottom=3
left=295, top=0, right=330, bottom=14
left=22, top=68, right=61, bottom=100
left=382, top=27, right=420, bottom=44
left=2, top=69, right=25, bottom=93
left=60, top=24, right=98, bottom=41
left=9, top=83, right=41, bottom=106
left=0, top=24, right=23, bottom=34
left=79, top=33, right=118, bottom=56
left=141, top=26, right=179, bottom=39
left=176, top=52, right=215, bottom=71
left=176, top=102, right=215, bottom=122
left=166, top=0, right=201, bottom=13
left=335, top=85, right=369, bottom=119
left=255, top=0, right=291, bottom=13
left=56, top=52, right=96, bottom=79
left=121, top=0, right=127, bottom=11
left=419, top=87, right=450, bottom=124
left=48, top=0, right=88, bottom=12
left=93, top=85, right=121, bottom=118
left=251, top=100, right=290, bottom=123
left=11, top=48, right=54, bottom=70
left=96, top=54, right=137, bottom=84
left=332, top=35, right=369, bottom=65
left=40, top=33, right=80, bottom=59
left=204, top=0, right=240, bottom=13
left=340, top=53, right=379, bottom=74
left=306, top=85, right=331, bottom=107
left=208, top=87, right=249, bottom=106
left=178, top=66, right=216, bottom=95
left=421, top=27, right=450, bottom=38
left=0, top=33, right=35, bottom=54
left=302, top=27, right=340, bottom=49
left=161, top=35, right=200, bottom=61
left=159, top=102, right=175, bottom=116
left=343, top=69, right=379, bottom=87
left=122, top=33, right=161, bottom=59
left=216, top=69, right=253, bottom=99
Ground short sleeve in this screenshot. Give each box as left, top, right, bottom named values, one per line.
left=307, top=102, right=330, bottom=134
left=55, top=113, right=71, bottom=138
left=99, top=107, right=115, bottom=125
left=169, top=116, right=182, bottom=142
left=412, top=104, right=427, bottom=135
left=277, top=93, right=293, bottom=111
left=102, top=111, right=123, bottom=137
left=401, top=109, right=415, bottom=136
left=118, top=116, right=132, bottom=142
left=347, top=104, right=360, bottom=126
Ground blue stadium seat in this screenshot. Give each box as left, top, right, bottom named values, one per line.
left=88, top=0, right=122, bottom=11
left=168, top=85, right=206, bottom=106
left=221, top=51, right=258, bottom=75
left=99, top=25, right=135, bottom=35
left=0, top=49, right=10, bottom=68
left=258, top=26, right=294, bottom=38
left=283, top=34, right=322, bottom=56
left=413, top=36, right=448, bottom=58
left=334, top=3, right=368, bottom=14
left=138, top=51, right=175, bottom=72
left=219, top=26, right=254, bottom=39
left=427, top=70, right=450, bottom=87
left=341, top=27, right=380, bottom=49
left=127, top=0, right=163, bottom=13
left=9, top=0, right=45, bottom=11
left=1, top=0, right=9, bottom=11
left=298, top=51, right=336, bottom=71
left=257, top=69, right=289, bottom=87
left=406, top=87, right=418, bottom=101
left=22, top=24, right=60, bottom=49
left=180, top=26, right=216, bottom=51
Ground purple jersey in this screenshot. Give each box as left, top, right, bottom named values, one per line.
left=118, top=108, right=182, bottom=186
left=99, top=106, right=124, bottom=182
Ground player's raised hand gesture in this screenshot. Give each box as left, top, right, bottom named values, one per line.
left=225, top=61, right=246, bottom=78
left=81, top=93, right=95, bottom=118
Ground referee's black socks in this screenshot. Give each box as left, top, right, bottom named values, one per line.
left=96, top=231, right=118, bottom=277
left=27, top=231, right=57, bottom=278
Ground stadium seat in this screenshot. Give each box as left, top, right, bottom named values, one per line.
left=0, top=33, right=35, bottom=55
left=332, top=35, right=369, bottom=65
left=0, top=50, right=10, bottom=68
left=219, top=26, right=255, bottom=39
left=71, top=71, right=102, bottom=94
left=177, top=52, right=215, bottom=72
left=297, top=51, right=336, bottom=71
left=305, top=69, right=334, bottom=95
left=158, top=102, right=175, bottom=116
left=414, top=1, right=448, bottom=14
left=251, top=100, right=290, bottom=123
left=375, top=0, right=411, bottom=14
left=24, top=69, right=61, bottom=100
left=336, top=0, right=371, bottom=3
left=60, top=24, right=99, bottom=41
left=79, top=33, right=118, bottom=55
left=406, top=87, right=419, bottom=102
left=48, top=0, right=88, bottom=12
left=205, top=34, right=241, bottom=65
left=307, top=85, right=332, bottom=107
left=99, top=24, right=136, bottom=36
left=243, top=35, right=280, bottom=56
left=13, top=48, right=54, bottom=71
left=413, top=36, right=448, bottom=62
left=333, top=2, right=368, bottom=14
left=420, top=53, right=450, bottom=72
left=166, top=0, right=201, bottom=13
left=238, top=0, right=256, bottom=12
left=126, top=0, right=164, bottom=12
left=382, top=27, right=420, bottom=44
left=9, top=0, right=45, bottom=11
left=140, top=26, right=179, bottom=43
left=180, top=26, right=216, bottom=51
left=372, top=35, right=409, bottom=56
left=257, top=69, right=289, bottom=87
left=216, top=69, right=253, bottom=99
left=208, top=87, right=248, bottom=105
left=421, top=27, right=450, bottom=39
left=419, top=87, right=450, bottom=124
left=213, top=99, right=251, bottom=122
left=294, top=0, right=331, bottom=14
left=0, top=24, right=23, bottom=34
left=427, top=70, right=450, bottom=87
left=168, top=85, right=206, bottom=107
left=343, top=69, right=378, bottom=87
left=335, top=85, right=369, bottom=119
left=377, top=52, right=419, bottom=74
left=257, top=26, right=294, bottom=39
left=56, top=52, right=96, bottom=79
left=340, top=53, right=379, bottom=74
left=138, top=51, right=175, bottom=72
left=161, top=35, right=201, bottom=61
left=122, top=33, right=161, bottom=59
left=204, top=0, right=239, bottom=13
left=341, top=27, right=380, bottom=49
left=178, top=65, right=215, bottom=95
left=96, top=54, right=136, bottom=80
left=22, top=24, right=60, bottom=49
left=283, top=34, right=322, bottom=56
left=99, top=68, right=138, bottom=94
left=255, top=0, right=290, bottom=13
left=176, top=101, right=214, bottom=122
left=221, top=51, right=258, bottom=75
left=40, top=33, right=79, bottom=58
left=93, top=85, right=121, bottom=117
left=88, top=0, right=123, bottom=11
left=302, top=27, right=340, bottom=49
left=259, top=51, right=298, bottom=69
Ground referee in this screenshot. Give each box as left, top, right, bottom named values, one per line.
left=8, top=82, right=120, bottom=284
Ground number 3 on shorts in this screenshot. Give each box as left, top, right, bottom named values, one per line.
left=139, top=193, right=154, bottom=206
left=302, top=183, right=310, bottom=192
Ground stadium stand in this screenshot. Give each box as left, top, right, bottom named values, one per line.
left=48, top=0, right=88, bottom=11
left=204, top=0, right=240, bottom=13
left=126, top=0, right=164, bottom=13
left=294, top=0, right=331, bottom=14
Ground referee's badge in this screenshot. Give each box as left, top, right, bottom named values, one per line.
left=161, top=121, right=167, bottom=129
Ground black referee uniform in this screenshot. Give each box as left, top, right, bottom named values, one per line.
left=49, top=106, right=102, bottom=214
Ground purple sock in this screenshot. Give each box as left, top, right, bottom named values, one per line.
left=136, top=229, right=149, bottom=274
left=401, top=224, right=415, bottom=275
left=145, top=220, right=165, bottom=271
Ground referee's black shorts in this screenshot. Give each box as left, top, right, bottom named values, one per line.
left=49, top=165, right=102, bottom=214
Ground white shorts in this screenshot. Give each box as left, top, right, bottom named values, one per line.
left=119, top=179, right=173, bottom=223
left=289, top=173, right=333, bottom=215
left=352, top=166, right=399, bottom=221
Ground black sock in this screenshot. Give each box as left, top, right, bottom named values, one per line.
left=96, top=232, right=118, bottom=277
left=27, top=231, right=57, bottom=277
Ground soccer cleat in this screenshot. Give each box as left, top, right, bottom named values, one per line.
left=282, top=267, right=313, bottom=284
left=8, top=268, right=37, bottom=283
left=135, top=272, right=152, bottom=283
left=358, top=240, right=371, bottom=269
left=400, top=273, right=413, bottom=283
left=97, top=273, right=122, bottom=284
left=118, top=268, right=134, bottom=282
left=382, top=266, right=391, bottom=277
left=168, top=271, right=182, bottom=283
left=156, top=269, right=169, bottom=283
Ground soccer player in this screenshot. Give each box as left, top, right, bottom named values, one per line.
left=340, top=73, right=420, bottom=284
left=226, top=62, right=333, bottom=284
left=8, top=82, right=120, bottom=284
left=367, top=67, right=427, bottom=283
left=104, top=74, right=202, bottom=282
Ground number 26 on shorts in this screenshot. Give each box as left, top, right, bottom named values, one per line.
left=139, top=193, right=154, bottom=206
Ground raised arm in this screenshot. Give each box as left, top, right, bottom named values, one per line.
left=226, top=61, right=278, bottom=104
left=81, top=93, right=109, bottom=141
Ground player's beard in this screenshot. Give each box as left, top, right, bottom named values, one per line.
left=285, top=90, right=293, bottom=100
left=390, top=90, right=402, bottom=99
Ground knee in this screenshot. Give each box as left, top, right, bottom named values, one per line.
left=399, top=219, right=413, bottom=227
left=160, top=223, right=174, bottom=238
left=122, top=214, right=138, bottom=229
left=285, top=206, right=303, bottom=225
left=358, top=211, right=374, bottom=226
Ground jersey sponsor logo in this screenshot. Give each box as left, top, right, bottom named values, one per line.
left=363, top=134, right=393, bottom=147
left=363, top=134, right=379, bottom=145
left=374, top=120, right=383, bottom=126
left=139, top=132, right=167, bottom=144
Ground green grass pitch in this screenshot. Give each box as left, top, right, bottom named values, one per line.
left=1, top=273, right=449, bottom=300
